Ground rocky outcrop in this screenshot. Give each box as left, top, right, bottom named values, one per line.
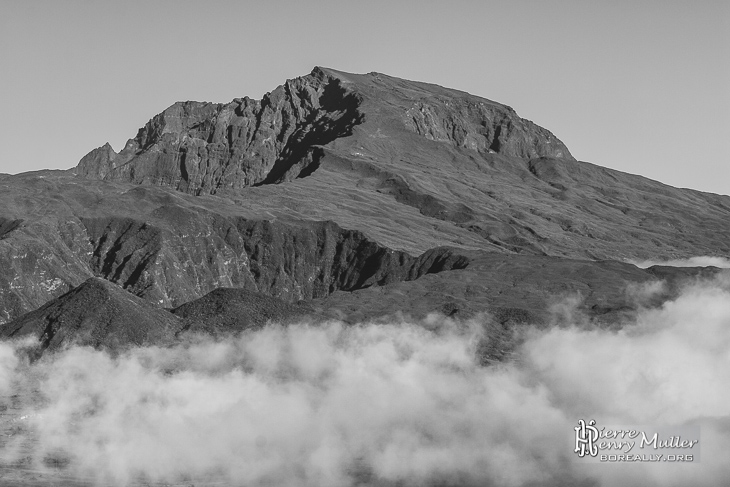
left=75, top=142, right=117, bottom=179
left=402, top=96, right=572, bottom=160
left=73, top=67, right=573, bottom=195
left=74, top=68, right=363, bottom=194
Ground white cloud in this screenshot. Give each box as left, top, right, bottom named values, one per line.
left=630, top=256, right=730, bottom=269
left=1, top=276, right=729, bottom=486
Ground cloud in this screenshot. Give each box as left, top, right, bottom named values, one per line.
left=1, top=276, right=729, bottom=486
left=630, top=256, right=730, bottom=268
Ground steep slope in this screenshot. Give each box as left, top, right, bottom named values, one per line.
left=1, top=277, right=182, bottom=354
left=1, top=281, right=315, bottom=357
left=73, top=67, right=730, bottom=261
left=310, top=251, right=719, bottom=325
left=171, top=288, right=314, bottom=337
left=0, top=174, right=467, bottom=323
left=74, top=67, right=570, bottom=194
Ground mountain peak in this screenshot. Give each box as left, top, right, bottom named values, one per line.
left=2, top=277, right=182, bottom=353
left=73, top=67, right=573, bottom=195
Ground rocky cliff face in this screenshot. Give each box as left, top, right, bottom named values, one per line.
left=402, top=93, right=571, bottom=160
left=75, top=68, right=363, bottom=194
left=80, top=213, right=467, bottom=308
left=74, top=67, right=572, bottom=194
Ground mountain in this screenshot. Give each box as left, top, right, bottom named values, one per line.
left=1, top=67, right=729, bottom=346
left=73, top=67, right=571, bottom=193
left=310, top=252, right=718, bottom=326
left=170, top=287, right=315, bottom=337
left=1, top=277, right=182, bottom=354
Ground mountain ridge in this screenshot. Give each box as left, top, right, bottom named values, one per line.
left=1, top=66, right=729, bottom=336
left=73, top=66, right=574, bottom=194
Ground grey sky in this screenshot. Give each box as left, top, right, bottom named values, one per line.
left=1, top=0, right=728, bottom=194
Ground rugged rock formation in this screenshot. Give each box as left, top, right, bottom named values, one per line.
left=80, top=214, right=467, bottom=307
left=75, top=68, right=363, bottom=194
left=72, top=67, right=730, bottom=262
left=74, top=67, right=571, bottom=195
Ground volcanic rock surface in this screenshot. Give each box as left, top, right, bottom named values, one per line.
left=2, top=67, right=730, bottom=351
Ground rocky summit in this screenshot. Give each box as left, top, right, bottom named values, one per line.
left=1, top=67, right=729, bottom=352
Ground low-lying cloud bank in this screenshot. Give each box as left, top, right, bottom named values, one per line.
left=630, top=255, right=730, bottom=268
left=1, top=275, right=730, bottom=486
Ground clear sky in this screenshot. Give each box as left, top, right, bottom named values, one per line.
left=2, top=0, right=728, bottom=194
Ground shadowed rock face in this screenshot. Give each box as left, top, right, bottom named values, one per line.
left=74, top=67, right=572, bottom=195
left=2, top=67, right=730, bottom=342
left=79, top=214, right=468, bottom=308
left=75, top=68, right=363, bottom=194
